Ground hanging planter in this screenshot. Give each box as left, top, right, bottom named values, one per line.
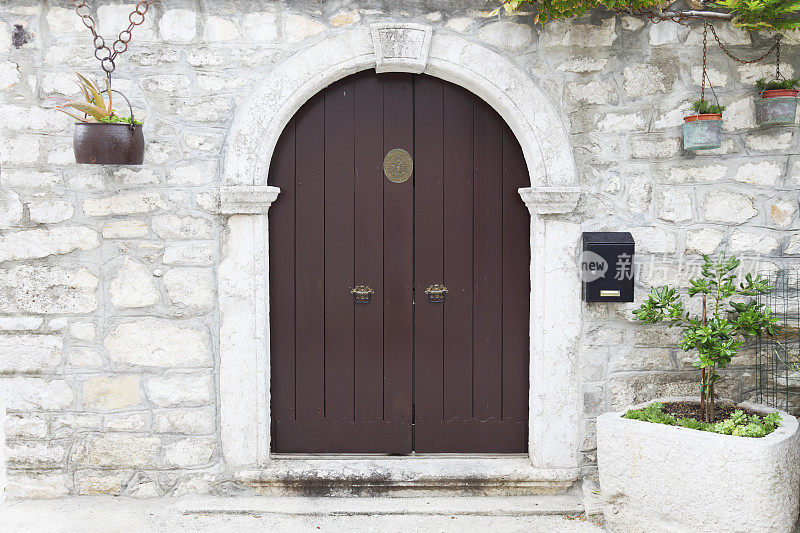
left=755, top=78, right=799, bottom=126
left=49, top=1, right=157, bottom=165
left=58, top=74, right=144, bottom=165
left=683, top=100, right=725, bottom=151
left=682, top=21, right=725, bottom=152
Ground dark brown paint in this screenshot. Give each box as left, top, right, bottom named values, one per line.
left=270, top=71, right=530, bottom=454
left=73, top=122, right=144, bottom=165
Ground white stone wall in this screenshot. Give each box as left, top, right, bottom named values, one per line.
left=0, top=0, right=798, bottom=496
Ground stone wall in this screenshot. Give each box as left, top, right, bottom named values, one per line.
left=0, top=0, right=798, bottom=497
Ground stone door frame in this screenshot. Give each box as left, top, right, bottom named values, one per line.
left=216, top=23, right=583, bottom=485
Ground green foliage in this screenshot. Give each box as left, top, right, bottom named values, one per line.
left=623, top=402, right=677, bottom=425
left=633, top=253, right=779, bottom=421
left=755, top=77, right=800, bottom=91
left=689, top=99, right=727, bottom=115
left=501, top=0, right=800, bottom=33
left=623, top=403, right=781, bottom=438
left=712, top=0, right=800, bottom=32
left=98, top=114, right=142, bottom=126
left=497, top=0, right=668, bottom=24
left=710, top=409, right=782, bottom=437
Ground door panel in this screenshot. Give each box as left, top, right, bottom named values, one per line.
left=353, top=72, right=386, bottom=424
left=412, top=79, right=529, bottom=453
left=381, top=74, right=415, bottom=436
left=270, top=71, right=528, bottom=454
left=413, top=75, right=445, bottom=441
left=293, top=93, right=326, bottom=423
left=323, top=75, right=356, bottom=422
left=442, top=82, right=474, bottom=423
left=271, top=72, right=413, bottom=453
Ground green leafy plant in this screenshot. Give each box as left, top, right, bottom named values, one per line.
left=712, top=0, right=800, bottom=32
left=499, top=0, right=800, bottom=33
left=57, top=73, right=141, bottom=125
left=623, top=402, right=782, bottom=437
left=755, top=77, right=800, bottom=91
left=689, top=99, right=727, bottom=115
left=496, top=0, right=668, bottom=23
left=633, top=253, right=779, bottom=422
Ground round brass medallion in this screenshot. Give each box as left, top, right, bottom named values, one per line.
left=383, top=148, right=413, bottom=184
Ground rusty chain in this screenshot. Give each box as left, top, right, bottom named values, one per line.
left=707, top=23, right=781, bottom=66
left=632, top=8, right=782, bottom=72
left=702, top=21, right=708, bottom=101
left=632, top=8, right=690, bottom=27
left=70, top=0, right=159, bottom=77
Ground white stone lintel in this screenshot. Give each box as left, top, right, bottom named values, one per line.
left=370, top=23, right=433, bottom=74
left=219, top=186, right=281, bottom=215
left=519, top=187, right=581, bottom=215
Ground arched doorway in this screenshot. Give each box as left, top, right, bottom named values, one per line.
left=268, top=71, right=530, bottom=454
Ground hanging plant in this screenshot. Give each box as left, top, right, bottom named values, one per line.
left=683, top=100, right=725, bottom=151
left=57, top=74, right=144, bottom=165
left=51, top=0, right=158, bottom=166
left=755, top=78, right=799, bottom=126
left=753, top=42, right=799, bottom=126
left=683, top=22, right=725, bottom=151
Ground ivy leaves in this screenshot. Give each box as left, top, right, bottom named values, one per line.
left=499, top=0, right=668, bottom=23
left=712, top=0, right=800, bottom=32
left=501, top=0, right=800, bottom=33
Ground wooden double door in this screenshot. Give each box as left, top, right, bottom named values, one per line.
left=269, top=71, right=530, bottom=454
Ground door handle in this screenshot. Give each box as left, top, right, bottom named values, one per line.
left=351, top=285, right=374, bottom=304
left=425, top=284, right=448, bottom=303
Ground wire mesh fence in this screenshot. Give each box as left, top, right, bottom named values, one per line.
left=756, top=270, right=800, bottom=415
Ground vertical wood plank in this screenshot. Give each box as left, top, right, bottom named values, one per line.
left=353, top=72, right=386, bottom=423
left=442, top=82, right=474, bottom=421
left=472, top=97, right=504, bottom=422
left=293, top=92, right=326, bottom=422
left=502, top=125, right=530, bottom=426
left=413, top=75, right=445, bottom=428
left=269, top=118, right=296, bottom=431
left=323, top=76, right=356, bottom=421
left=382, top=73, right=414, bottom=437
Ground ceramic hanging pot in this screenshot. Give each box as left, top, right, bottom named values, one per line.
left=756, top=89, right=798, bottom=126
left=683, top=114, right=722, bottom=151
left=72, top=90, right=145, bottom=165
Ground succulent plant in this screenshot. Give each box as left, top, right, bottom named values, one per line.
left=57, top=73, right=140, bottom=125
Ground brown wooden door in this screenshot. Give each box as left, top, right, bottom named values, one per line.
left=269, top=71, right=529, bottom=454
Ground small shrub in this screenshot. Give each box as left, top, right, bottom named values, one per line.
left=624, top=403, right=781, bottom=438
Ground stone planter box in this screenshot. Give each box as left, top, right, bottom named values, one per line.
left=598, top=397, right=800, bottom=533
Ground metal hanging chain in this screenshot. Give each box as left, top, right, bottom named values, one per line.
left=700, top=20, right=722, bottom=109
left=775, top=37, right=784, bottom=81
left=634, top=7, right=781, bottom=67
left=707, top=23, right=780, bottom=65
left=70, top=0, right=159, bottom=77
left=702, top=20, right=708, bottom=101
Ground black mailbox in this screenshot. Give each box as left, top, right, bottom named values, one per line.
left=582, top=232, right=635, bottom=303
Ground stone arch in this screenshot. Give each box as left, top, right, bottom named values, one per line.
left=217, top=23, right=583, bottom=488
left=222, top=25, right=576, bottom=189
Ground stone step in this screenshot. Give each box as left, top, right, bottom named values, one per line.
left=180, top=493, right=586, bottom=517
left=0, top=494, right=600, bottom=533
left=235, top=456, right=579, bottom=496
